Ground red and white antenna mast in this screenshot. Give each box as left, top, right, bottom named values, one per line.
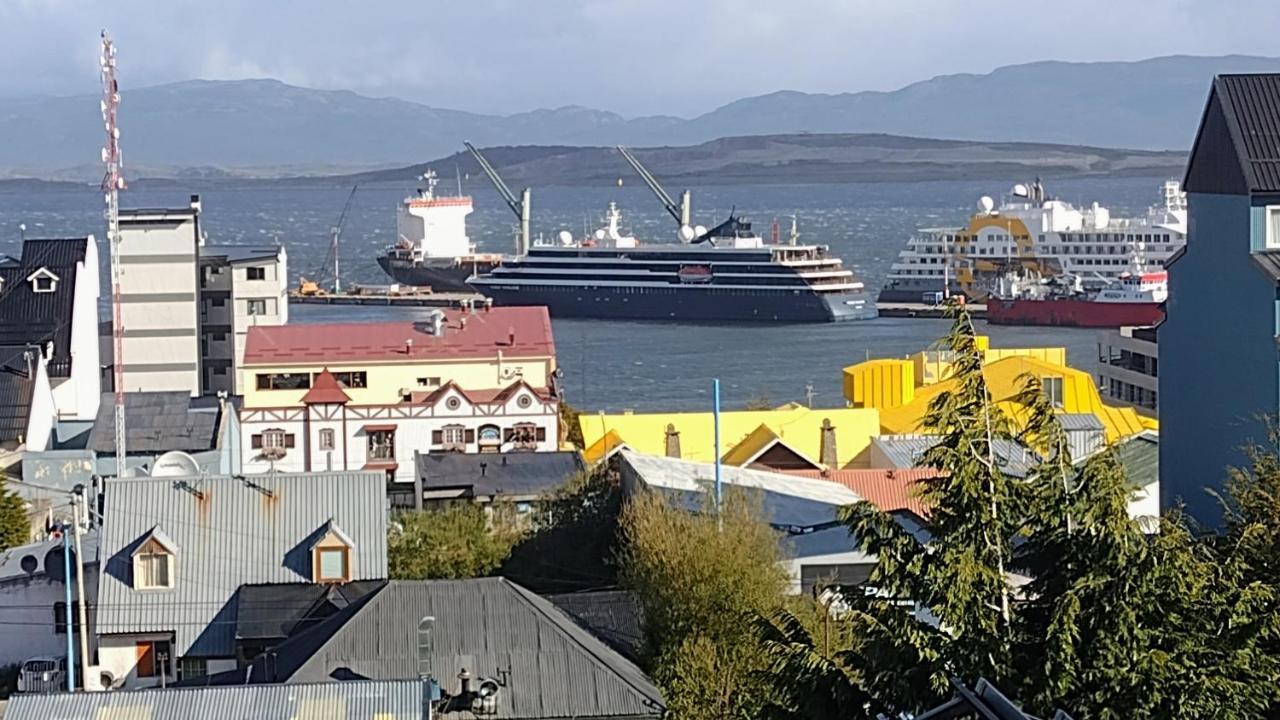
left=100, top=30, right=127, bottom=478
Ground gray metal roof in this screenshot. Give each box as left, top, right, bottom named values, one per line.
left=872, top=434, right=1040, bottom=478
left=96, top=471, right=388, bottom=657
left=1058, top=413, right=1105, bottom=431
left=256, top=578, right=664, bottom=719
left=0, top=531, right=98, bottom=583
left=203, top=244, right=283, bottom=264
left=235, top=580, right=385, bottom=642
left=1110, top=431, right=1159, bottom=489
left=544, top=590, right=645, bottom=664
left=415, top=451, right=584, bottom=496
left=0, top=356, right=35, bottom=443
left=1252, top=251, right=1280, bottom=283
left=87, top=391, right=223, bottom=454
left=3, top=679, right=426, bottom=720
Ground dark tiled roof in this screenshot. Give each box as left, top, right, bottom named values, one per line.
left=545, top=590, right=645, bottom=663
left=0, top=238, right=88, bottom=378
left=1216, top=75, right=1280, bottom=193
left=235, top=580, right=386, bottom=642
left=249, top=578, right=664, bottom=719
left=415, top=451, right=584, bottom=496
left=0, top=352, right=36, bottom=443
left=86, top=392, right=221, bottom=454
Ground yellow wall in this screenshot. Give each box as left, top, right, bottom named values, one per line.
left=242, top=355, right=555, bottom=408
left=580, top=405, right=881, bottom=469
left=843, top=359, right=915, bottom=409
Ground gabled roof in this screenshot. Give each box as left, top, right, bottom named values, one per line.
left=97, top=471, right=388, bottom=657
left=719, top=423, right=822, bottom=469
left=415, top=450, right=584, bottom=496
left=243, top=307, right=555, bottom=365
left=308, top=519, right=354, bottom=549
left=300, top=369, right=350, bottom=404
left=133, top=525, right=179, bottom=555
left=0, top=356, right=36, bottom=443
left=1186, top=74, right=1280, bottom=195
left=248, top=578, right=665, bottom=719
left=4, top=679, right=428, bottom=720
left=86, top=391, right=221, bottom=454
left=0, top=238, right=89, bottom=378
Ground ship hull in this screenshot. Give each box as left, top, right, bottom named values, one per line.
left=377, top=254, right=499, bottom=292
left=474, top=284, right=877, bottom=323
left=986, top=298, right=1164, bottom=328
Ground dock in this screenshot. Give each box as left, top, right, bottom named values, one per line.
left=289, top=291, right=485, bottom=309
left=877, top=302, right=988, bottom=319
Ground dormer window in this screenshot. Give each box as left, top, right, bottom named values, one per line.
left=26, top=267, right=59, bottom=294
left=310, top=520, right=354, bottom=583
left=132, top=527, right=177, bottom=590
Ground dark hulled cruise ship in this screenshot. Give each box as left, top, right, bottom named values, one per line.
left=468, top=203, right=877, bottom=323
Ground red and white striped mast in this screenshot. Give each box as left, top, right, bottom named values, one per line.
left=100, top=30, right=127, bottom=478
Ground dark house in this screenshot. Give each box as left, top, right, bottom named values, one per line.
left=394, top=450, right=584, bottom=511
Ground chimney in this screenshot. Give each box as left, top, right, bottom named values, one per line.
left=664, top=423, right=681, bottom=458
left=484, top=298, right=493, bottom=313
left=480, top=462, right=487, bottom=477
left=819, top=418, right=837, bottom=468
left=507, top=327, right=515, bottom=346
left=458, top=669, right=471, bottom=696
left=460, top=316, right=468, bottom=330
left=404, top=338, right=414, bottom=355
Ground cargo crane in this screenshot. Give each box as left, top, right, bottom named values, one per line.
left=300, top=184, right=358, bottom=296
left=616, top=145, right=692, bottom=236
left=464, top=141, right=530, bottom=257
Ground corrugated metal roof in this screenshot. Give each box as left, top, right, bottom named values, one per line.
left=415, top=451, right=584, bottom=496
left=235, top=580, right=386, bottom=642
left=1111, top=431, right=1159, bottom=488
left=86, top=391, right=221, bottom=454
left=0, top=531, right=98, bottom=583
left=3, top=679, right=426, bottom=720
left=871, top=434, right=1040, bottom=478
left=545, top=590, right=644, bottom=664
left=96, top=471, right=387, bottom=657
left=787, top=468, right=940, bottom=519
left=0, top=238, right=88, bottom=379
left=1216, top=74, right=1280, bottom=193
left=259, top=578, right=664, bottom=719
left=202, top=244, right=283, bottom=264
left=1058, top=413, right=1105, bottom=431
left=0, top=357, right=35, bottom=443
left=1252, top=250, right=1280, bottom=282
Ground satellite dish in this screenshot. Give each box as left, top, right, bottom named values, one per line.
left=151, top=451, right=201, bottom=478
left=678, top=225, right=696, bottom=242
left=978, top=196, right=995, bottom=214
left=694, top=225, right=708, bottom=237
left=557, top=230, right=573, bottom=245
left=593, top=229, right=607, bottom=241
left=1012, top=184, right=1029, bottom=198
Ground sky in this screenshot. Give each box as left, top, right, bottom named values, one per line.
left=3, top=0, right=1278, bottom=117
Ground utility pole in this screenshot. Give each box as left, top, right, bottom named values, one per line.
left=62, top=527, right=76, bottom=691
left=713, top=378, right=722, bottom=532
left=72, top=487, right=91, bottom=687
left=101, top=30, right=127, bottom=479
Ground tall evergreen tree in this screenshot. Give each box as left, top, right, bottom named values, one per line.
left=0, top=480, right=29, bottom=551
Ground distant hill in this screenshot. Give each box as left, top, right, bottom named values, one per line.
left=334, top=133, right=1186, bottom=187
left=1, top=54, right=1275, bottom=180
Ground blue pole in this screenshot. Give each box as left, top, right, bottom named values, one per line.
left=713, top=378, right=722, bottom=519
left=63, top=528, right=76, bottom=692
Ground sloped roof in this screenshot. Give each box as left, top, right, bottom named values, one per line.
left=244, top=307, right=555, bottom=365
left=545, top=590, right=645, bottom=664
left=301, top=369, right=351, bottom=404
left=3, top=679, right=426, bottom=720
left=97, top=471, right=388, bottom=657
left=1109, top=431, right=1159, bottom=488
left=415, top=450, right=584, bottom=496
left=86, top=391, right=221, bottom=454
left=235, top=580, right=385, bottom=642
left=1208, top=75, right=1280, bottom=193
left=719, top=423, right=821, bottom=468
left=787, top=467, right=941, bottom=518
left=871, top=434, right=1041, bottom=478
left=0, top=358, right=35, bottom=443
left=251, top=578, right=665, bottom=719
left=0, top=238, right=89, bottom=378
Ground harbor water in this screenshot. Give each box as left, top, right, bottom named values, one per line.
left=0, top=174, right=1166, bottom=411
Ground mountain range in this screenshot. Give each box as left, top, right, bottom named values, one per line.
left=3, top=54, right=1278, bottom=180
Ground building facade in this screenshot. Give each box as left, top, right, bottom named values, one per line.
left=0, top=533, right=98, bottom=673
left=1097, top=325, right=1158, bottom=415
left=1163, top=74, right=1280, bottom=524
left=115, top=198, right=204, bottom=395
left=238, top=307, right=560, bottom=482
left=199, top=245, right=289, bottom=395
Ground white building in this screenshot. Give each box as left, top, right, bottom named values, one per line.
left=0, top=533, right=98, bottom=673
left=1098, top=325, right=1158, bottom=416
left=199, top=245, right=289, bottom=394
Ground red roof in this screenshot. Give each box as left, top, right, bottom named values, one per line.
left=300, top=369, right=351, bottom=404
left=243, top=307, right=555, bottom=365
left=786, top=468, right=942, bottom=519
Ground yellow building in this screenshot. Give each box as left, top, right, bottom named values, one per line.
left=580, top=405, right=881, bottom=469
left=842, top=338, right=1156, bottom=443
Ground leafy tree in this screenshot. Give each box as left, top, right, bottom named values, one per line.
left=618, top=488, right=786, bottom=719
left=559, top=399, right=585, bottom=448
left=0, top=481, right=28, bottom=551
left=388, top=502, right=525, bottom=580
left=753, top=607, right=886, bottom=719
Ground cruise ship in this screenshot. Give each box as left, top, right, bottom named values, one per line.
left=878, top=180, right=1187, bottom=303
left=468, top=203, right=877, bottom=323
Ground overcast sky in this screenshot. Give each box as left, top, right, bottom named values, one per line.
left=4, top=0, right=1278, bottom=117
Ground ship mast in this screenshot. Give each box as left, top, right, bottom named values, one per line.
left=100, top=30, right=127, bottom=480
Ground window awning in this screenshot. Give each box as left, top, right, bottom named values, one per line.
left=362, top=424, right=397, bottom=433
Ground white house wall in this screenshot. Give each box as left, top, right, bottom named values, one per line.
left=50, top=237, right=101, bottom=422
left=0, top=571, right=97, bottom=670
left=25, top=355, right=55, bottom=452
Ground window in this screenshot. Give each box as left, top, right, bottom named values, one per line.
left=506, top=423, right=543, bottom=449
left=367, top=429, right=395, bottom=461
left=1268, top=206, right=1280, bottom=250
left=211, top=297, right=226, bottom=307
left=256, top=373, right=310, bottom=390
left=246, top=266, right=266, bottom=281
left=446, top=396, right=462, bottom=410
left=179, top=657, right=207, bottom=681
left=247, top=299, right=268, bottom=316
left=251, top=429, right=295, bottom=453
left=317, top=371, right=367, bottom=389
left=417, top=377, right=441, bottom=388
left=478, top=425, right=502, bottom=449
left=319, top=428, right=335, bottom=451
left=135, top=547, right=173, bottom=589
left=136, top=640, right=173, bottom=678
left=317, top=547, right=349, bottom=582
left=435, top=424, right=467, bottom=449
left=516, top=394, right=533, bottom=409
left=27, top=268, right=58, bottom=293
left=53, top=601, right=91, bottom=634
left=1042, top=376, right=1065, bottom=409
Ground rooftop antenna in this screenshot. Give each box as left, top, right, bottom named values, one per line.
left=101, top=29, right=128, bottom=481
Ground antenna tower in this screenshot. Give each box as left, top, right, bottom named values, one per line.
left=101, top=30, right=127, bottom=479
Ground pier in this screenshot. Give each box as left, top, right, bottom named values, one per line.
left=289, top=290, right=484, bottom=309
left=877, top=302, right=988, bottom=319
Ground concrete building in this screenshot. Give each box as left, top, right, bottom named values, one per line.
left=1164, top=73, right=1280, bottom=523
left=1097, top=326, right=1158, bottom=416
left=199, top=245, right=289, bottom=395
left=0, top=533, right=98, bottom=673
left=238, top=307, right=560, bottom=482
left=94, top=470, right=387, bottom=688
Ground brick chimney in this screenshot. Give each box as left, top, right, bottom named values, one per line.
left=664, top=423, right=681, bottom=458
left=819, top=418, right=837, bottom=468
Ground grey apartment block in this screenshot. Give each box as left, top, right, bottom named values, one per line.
left=200, top=245, right=289, bottom=395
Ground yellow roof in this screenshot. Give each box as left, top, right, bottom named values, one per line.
left=579, top=405, right=880, bottom=470
left=718, top=423, right=820, bottom=467
left=877, top=354, right=1157, bottom=443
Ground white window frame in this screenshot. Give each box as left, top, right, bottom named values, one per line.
left=442, top=424, right=466, bottom=446
left=1042, top=376, right=1065, bottom=409
left=318, top=428, right=335, bottom=451
left=262, top=429, right=287, bottom=451
left=1267, top=206, right=1280, bottom=250
left=247, top=299, right=269, bottom=316
left=135, top=549, right=174, bottom=590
